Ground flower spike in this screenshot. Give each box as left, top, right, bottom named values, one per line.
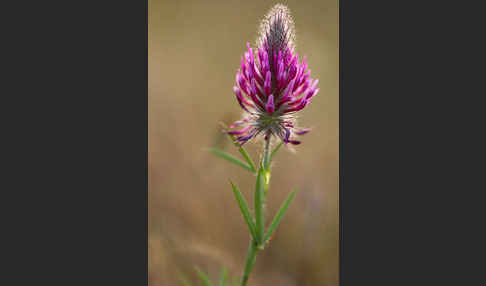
left=228, top=4, right=318, bottom=146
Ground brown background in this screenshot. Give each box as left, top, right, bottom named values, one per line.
left=149, top=0, right=338, bottom=285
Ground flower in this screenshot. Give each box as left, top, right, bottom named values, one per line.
left=228, top=4, right=319, bottom=146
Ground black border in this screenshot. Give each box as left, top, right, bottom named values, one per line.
left=7, top=0, right=149, bottom=284
left=339, top=1, right=484, bottom=285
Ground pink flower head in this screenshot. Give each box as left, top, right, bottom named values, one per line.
left=229, top=4, right=319, bottom=146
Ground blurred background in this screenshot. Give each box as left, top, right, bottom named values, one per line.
left=149, top=0, right=338, bottom=285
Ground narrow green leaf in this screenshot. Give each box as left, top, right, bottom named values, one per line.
left=209, top=148, right=253, bottom=172
left=263, top=190, right=297, bottom=244
left=218, top=267, right=228, bottom=286
left=230, top=181, right=257, bottom=240
left=269, top=141, right=283, bottom=163
left=227, top=133, right=257, bottom=174
left=254, top=168, right=265, bottom=245
left=195, top=267, right=214, bottom=286
left=178, top=272, right=192, bottom=286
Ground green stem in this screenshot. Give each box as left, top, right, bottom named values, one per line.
left=240, top=239, right=258, bottom=286
left=263, top=137, right=271, bottom=170
left=240, top=138, right=272, bottom=286
left=262, top=137, right=271, bottom=196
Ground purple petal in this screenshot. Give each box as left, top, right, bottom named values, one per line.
left=229, top=117, right=250, bottom=128
left=252, top=78, right=266, bottom=103
left=282, top=78, right=296, bottom=99
left=264, top=71, right=272, bottom=96
left=293, top=66, right=305, bottom=92
left=241, top=56, right=247, bottom=79
left=290, top=53, right=298, bottom=67
left=278, top=71, right=287, bottom=90
left=228, top=125, right=251, bottom=135
left=293, top=79, right=311, bottom=98
left=310, top=79, right=319, bottom=91
left=284, top=47, right=293, bottom=65
left=284, top=128, right=290, bottom=142
left=307, top=88, right=319, bottom=100
left=302, top=69, right=311, bottom=84
left=262, top=50, right=269, bottom=72
left=303, top=80, right=319, bottom=99
left=246, top=61, right=254, bottom=80
left=296, top=57, right=308, bottom=87
left=234, top=86, right=251, bottom=113
left=236, top=71, right=249, bottom=95
left=236, top=128, right=257, bottom=146
left=284, top=121, right=294, bottom=128
left=287, top=63, right=297, bottom=83
left=248, top=79, right=264, bottom=108
left=238, top=88, right=256, bottom=107
left=257, top=48, right=264, bottom=67
left=277, top=61, right=284, bottom=83
left=295, top=128, right=312, bottom=135
left=284, top=98, right=309, bottom=113
left=247, top=42, right=254, bottom=63
left=266, top=94, right=275, bottom=113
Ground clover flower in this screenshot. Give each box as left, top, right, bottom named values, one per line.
left=229, top=4, right=319, bottom=146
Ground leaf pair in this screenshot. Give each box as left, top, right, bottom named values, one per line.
left=230, top=175, right=296, bottom=248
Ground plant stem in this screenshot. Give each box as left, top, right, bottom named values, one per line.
left=263, top=137, right=271, bottom=170
left=262, top=137, right=272, bottom=196
left=240, top=138, right=272, bottom=286
left=240, top=239, right=258, bottom=286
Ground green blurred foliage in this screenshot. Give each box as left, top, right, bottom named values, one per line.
left=149, top=0, right=338, bottom=285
